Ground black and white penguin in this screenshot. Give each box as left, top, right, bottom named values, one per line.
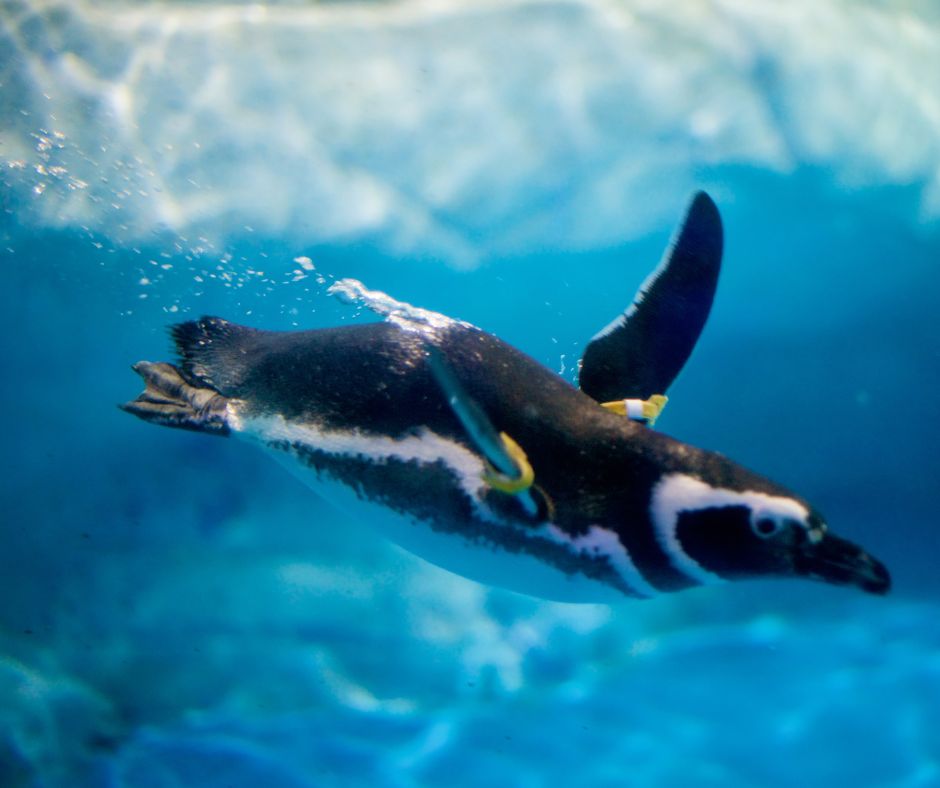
left=122, top=193, right=890, bottom=603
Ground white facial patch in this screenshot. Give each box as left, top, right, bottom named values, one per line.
left=649, top=473, right=810, bottom=585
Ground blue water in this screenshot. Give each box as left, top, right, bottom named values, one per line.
left=2, top=2, right=940, bottom=786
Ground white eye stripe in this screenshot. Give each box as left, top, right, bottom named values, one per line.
left=650, top=473, right=810, bottom=584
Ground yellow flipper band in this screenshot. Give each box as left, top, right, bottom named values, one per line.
left=601, top=394, right=669, bottom=427
left=643, top=395, right=668, bottom=426
left=483, top=432, right=535, bottom=494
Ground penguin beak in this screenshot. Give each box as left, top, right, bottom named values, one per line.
left=794, top=532, right=890, bottom=595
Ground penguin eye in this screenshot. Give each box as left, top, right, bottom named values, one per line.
left=750, top=513, right=805, bottom=539
left=752, top=514, right=783, bottom=538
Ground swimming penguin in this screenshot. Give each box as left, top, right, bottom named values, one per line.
left=122, top=192, right=890, bottom=603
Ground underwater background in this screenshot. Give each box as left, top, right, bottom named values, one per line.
left=2, top=0, right=939, bottom=785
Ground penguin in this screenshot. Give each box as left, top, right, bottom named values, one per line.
left=121, top=192, right=890, bottom=603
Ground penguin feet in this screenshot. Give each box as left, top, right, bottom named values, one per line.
left=121, top=361, right=231, bottom=436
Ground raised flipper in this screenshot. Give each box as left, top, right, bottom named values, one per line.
left=425, top=347, right=548, bottom=520
left=579, top=191, right=723, bottom=408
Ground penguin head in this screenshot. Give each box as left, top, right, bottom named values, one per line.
left=649, top=472, right=890, bottom=595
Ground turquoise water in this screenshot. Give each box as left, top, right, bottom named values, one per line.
left=2, top=2, right=940, bottom=786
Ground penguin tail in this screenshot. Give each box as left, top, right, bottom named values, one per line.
left=169, top=316, right=260, bottom=394
left=120, top=360, right=231, bottom=436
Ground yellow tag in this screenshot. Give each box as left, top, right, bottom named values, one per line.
left=601, top=400, right=628, bottom=416
left=600, top=395, right=668, bottom=426
left=642, top=395, right=668, bottom=426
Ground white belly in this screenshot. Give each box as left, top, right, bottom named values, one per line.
left=229, top=410, right=638, bottom=604
left=268, top=446, right=627, bottom=604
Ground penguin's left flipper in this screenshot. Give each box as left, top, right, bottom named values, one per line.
left=425, top=347, right=548, bottom=520
left=579, top=191, right=724, bottom=407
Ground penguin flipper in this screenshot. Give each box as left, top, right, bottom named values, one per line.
left=578, top=191, right=723, bottom=404
left=424, top=346, right=548, bottom=519
left=424, top=346, right=526, bottom=484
